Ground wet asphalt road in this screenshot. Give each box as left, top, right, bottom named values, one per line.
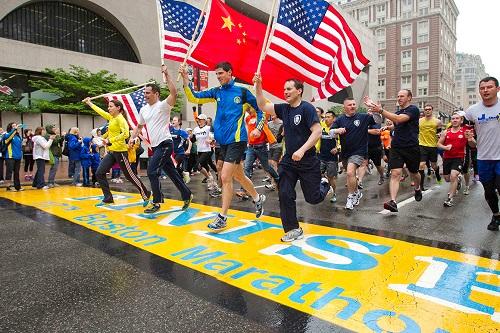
left=0, top=168, right=498, bottom=332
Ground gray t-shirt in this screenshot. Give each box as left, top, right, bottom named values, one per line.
left=465, top=101, right=500, bottom=160
left=267, top=119, right=283, bottom=149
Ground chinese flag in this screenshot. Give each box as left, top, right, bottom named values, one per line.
left=190, top=0, right=287, bottom=99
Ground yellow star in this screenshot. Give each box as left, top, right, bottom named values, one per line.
left=242, top=31, right=247, bottom=37
left=221, top=16, right=235, bottom=32
left=238, top=23, right=243, bottom=29
left=236, top=39, right=242, bottom=45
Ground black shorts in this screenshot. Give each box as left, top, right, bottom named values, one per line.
left=368, top=146, right=383, bottom=167
left=269, top=146, right=283, bottom=162
left=420, top=146, right=438, bottom=163
left=443, top=158, right=464, bottom=175
left=220, top=142, right=246, bottom=164
left=389, top=146, right=420, bottom=173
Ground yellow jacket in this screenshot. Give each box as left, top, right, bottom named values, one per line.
left=91, top=104, right=129, bottom=152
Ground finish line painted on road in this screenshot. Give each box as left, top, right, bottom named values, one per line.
left=378, top=185, right=441, bottom=214
left=2, top=187, right=498, bottom=333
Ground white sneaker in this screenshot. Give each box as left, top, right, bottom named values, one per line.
left=463, top=186, right=470, bottom=195
left=281, top=227, right=304, bottom=242
left=42, top=185, right=50, bottom=190
left=345, top=194, right=354, bottom=210
left=75, top=183, right=83, bottom=187
left=353, top=191, right=363, bottom=206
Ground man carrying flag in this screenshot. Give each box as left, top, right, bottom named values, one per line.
left=179, top=62, right=266, bottom=230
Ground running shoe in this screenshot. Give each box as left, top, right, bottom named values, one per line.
left=436, top=179, right=443, bottom=185
left=144, top=203, right=160, bottom=214
left=414, top=188, right=423, bottom=202
left=201, top=177, right=208, bottom=183
left=463, top=186, right=470, bottom=195
left=143, top=190, right=152, bottom=207
left=96, top=200, right=114, bottom=207
left=182, top=194, right=193, bottom=210
left=262, top=176, right=271, bottom=183
left=383, top=200, right=398, bottom=212
left=486, top=215, right=500, bottom=231
left=345, top=194, right=355, bottom=210
left=354, top=191, right=363, bottom=206
left=330, top=193, right=337, bottom=203
left=357, top=182, right=364, bottom=190
left=281, top=227, right=304, bottom=242
left=378, top=176, right=384, bottom=185
left=443, top=197, right=454, bottom=207
left=183, top=171, right=191, bottom=184
left=254, top=194, right=266, bottom=218
left=209, top=187, right=222, bottom=198
left=208, top=214, right=227, bottom=230
left=265, top=184, right=276, bottom=191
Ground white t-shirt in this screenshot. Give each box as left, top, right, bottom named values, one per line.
left=193, top=125, right=212, bottom=152
left=138, top=100, right=172, bottom=148
left=465, top=101, right=500, bottom=160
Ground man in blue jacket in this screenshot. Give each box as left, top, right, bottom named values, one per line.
left=180, top=62, right=266, bottom=230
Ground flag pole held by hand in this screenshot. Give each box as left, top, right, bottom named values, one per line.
left=156, top=0, right=166, bottom=83
left=85, top=81, right=155, bottom=101
left=176, top=0, right=210, bottom=82
left=256, top=0, right=279, bottom=75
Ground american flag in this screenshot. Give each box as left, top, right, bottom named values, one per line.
left=158, top=0, right=208, bottom=68
left=106, top=88, right=152, bottom=147
left=266, top=0, right=369, bottom=100
left=0, top=85, right=13, bottom=95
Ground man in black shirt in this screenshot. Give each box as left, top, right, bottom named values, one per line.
left=331, top=98, right=382, bottom=210
left=365, top=90, right=423, bottom=212
left=254, top=73, right=330, bottom=242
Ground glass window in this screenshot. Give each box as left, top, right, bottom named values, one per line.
left=0, top=1, right=138, bottom=63
left=417, top=47, right=429, bottom=70
left=378, top=53, right=386, bottom=62
left=378, top=79, right=386, bottom=87
left=417, top=21, right=429, bottom=43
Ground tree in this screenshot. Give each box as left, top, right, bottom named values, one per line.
left=0, top=94, right=34, bottom=113
left=29, top=65, right=183, bottom=115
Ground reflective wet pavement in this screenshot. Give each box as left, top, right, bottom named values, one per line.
left=0, top=169, right=498, bottom=332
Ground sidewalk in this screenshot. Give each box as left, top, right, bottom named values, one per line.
left=0, top=160, right=148, bottom=188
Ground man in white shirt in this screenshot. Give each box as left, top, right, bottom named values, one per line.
left=132, top=66, right=192, bottom=214
left=465, top=76, right=500, bottom=231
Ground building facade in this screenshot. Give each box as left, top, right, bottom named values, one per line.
left=338, top=0, right=458, bottom=116
left=454, top=53, right=487, bottom=111
left=1, top=0, right=375, bottom=134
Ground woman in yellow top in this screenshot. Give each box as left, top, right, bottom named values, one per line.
left=83, top=98, right=150, bottom=206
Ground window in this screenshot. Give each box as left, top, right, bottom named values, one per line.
left=417, top=21, right=429, bottom=43
left=401, top=75, right=412, bottom=89
left=418, top=87, right=428, bottom=96
left=402, top=50, right=412, bottom=64
left=377, top=91, right=386, bottom=100
left=0, top=1, right=138, bottom=62
left=418, top=0, right=429, bottom=15
left=359, top=8, right=368, bottom=17
left=378, top=53, right=386, bottom=62
left=418, top=74, right=428, bottom=84
left=402, top=63, right=412, bottom=72
left=417, top=47, right=429, bottom=70
left=401, top=24, right=412, bottom=46
left=378, top=66, right=386, bottom=75
left=378, top=79, right=386, bottom=87
left=378, top=41, right=386, bottom=50
left=375, top=28, right=386, bottom=38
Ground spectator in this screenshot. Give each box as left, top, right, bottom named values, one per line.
left=80, top=137, right=93, bottom=187
left=3, top=122, right=23, bottom=191
left=45, top=125, right=64, bottom=187
left=22, top=128, right=34, bottom=181
left=67, top=127, right=83, bottom=186
left=32, top=126, right=54, bottom=189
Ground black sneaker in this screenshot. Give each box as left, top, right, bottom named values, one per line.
left=182, top=194, right=193, bottom=210
left=414, top=188, right=423, bottom=202
left=201, top=177, right=208, bottom=183
left=486, top=216, right=500, bottom=231
left=384, top=200, right=398, bottom=212
left=357, top=182, right=363, bottom=189
left=443, top=197, right=454, bottom=207
left=144, top=203, right=160, bottom=214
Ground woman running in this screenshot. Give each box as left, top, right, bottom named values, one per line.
left=83, top=97, right=150, bottom=206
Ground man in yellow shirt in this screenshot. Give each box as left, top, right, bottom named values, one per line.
left=418, top=104, right=443, bottom=190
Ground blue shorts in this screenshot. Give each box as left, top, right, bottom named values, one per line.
left=477, top=160, right=500, bottom=183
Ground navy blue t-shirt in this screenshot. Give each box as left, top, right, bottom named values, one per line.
left=392, top=105, right=420, bottom=148
left=274, top=101, right=319, bottom=158
left=319, top=122, right=338, bottom=162
left=332, top=113, right=375, bottom=159
left=368, top=123, right=382, bottom=148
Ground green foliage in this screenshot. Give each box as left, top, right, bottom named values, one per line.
left=28, top=65, right=183, bottom=115
left=0, top=94, right=36, bottom=113
left=328, top=104, right=344, bottom=115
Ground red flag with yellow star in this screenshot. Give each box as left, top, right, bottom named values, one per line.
left=190, top=0, right=288, bottom=98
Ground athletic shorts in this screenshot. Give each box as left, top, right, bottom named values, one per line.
left=368, top=147, right=383, bottom=167
left=420, top=146, right=438, bottom=163
left=342, top=154, right=365, bottom=167
left=320, top=160, right=338, bottom=178
left=389, top=146, right=420, bottom=173
left=269, top=146, right=283, bottom=162
left=443, top=158, right=464, bottom=175
left=477, top=160, right=500, bottom=183
left=220, top=142, right=247, bottom=164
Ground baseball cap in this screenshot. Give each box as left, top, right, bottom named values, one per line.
left=197, top=114, right=208, bottom=120
left=186, top=128, right=192, bottom=131
left=455, top=110, right=466, bottom=117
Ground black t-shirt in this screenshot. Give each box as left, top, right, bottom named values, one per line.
left=274, top=101, right=319, bottom=158
left=332, top=113, right=375, bottom=159
left=368, top=123, right=382, bottom=148
left=319, top=122, right=338, bottom=162
left=392, top=105, right=420, bottom=148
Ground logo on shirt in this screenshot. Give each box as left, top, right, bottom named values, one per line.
left=234, top=96, right=241, bottom=104
left=354, top=120, right=360, bottom=127
left=294, top=114, right=301, bottom=125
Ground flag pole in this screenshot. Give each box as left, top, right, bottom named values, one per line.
left=176, top=0, right=210, bottom=82
left=156, top=0, right=168, bottom=85
left=85, top=81, right=156, bottom=101
left=256, top=0, right=279, bottom=74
